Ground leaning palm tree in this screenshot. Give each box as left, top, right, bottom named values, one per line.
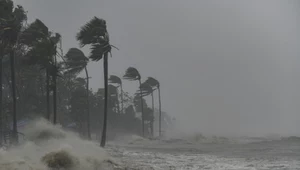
left=65, top=48, right=91, bottom=139
left=77, top=17, right=116, bottom=147
left=145, top=77, right=162, bottom=137
left=123, top=67, right=145, bottom=137
left=109, top=75, right=123, bottom=114
left=138, top=82, right=155, bottom=137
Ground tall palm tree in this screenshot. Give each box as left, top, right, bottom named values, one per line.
left=109, top=75, right=123, bottom=114
left=23, top=28, right=61, bottom=124
left=145, top=77, right=162, bottom=137
left=123, top=67, right=145, bottom=137
left=0, top=0, right=27, bottom=144
left=65, top=48, right=91, bottom=139
left=77, top=17, right=115, bottom=147
left=49, top=33, right=61, bottom=125
left=139, top=82, right=155, bottom=137
left=0, top=0, right=14, bottom=145
left=21, top=19, right=51, bottom=121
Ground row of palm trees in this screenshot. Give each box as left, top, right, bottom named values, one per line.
left=1, top=0, right=163, bottom=147
left=111, top=69, right=162, bottom=138
left=64, top=47, right=163, bottom=145
left=65, top=17, right=164, bottom=147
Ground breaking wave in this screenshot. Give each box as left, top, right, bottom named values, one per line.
left=0, top=118, right=120, bottom=170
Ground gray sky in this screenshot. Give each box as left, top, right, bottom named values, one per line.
left=14, top=0, right=300, bottom=136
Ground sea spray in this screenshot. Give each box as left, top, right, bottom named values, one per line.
left=0, top=118, right=119, bottom=170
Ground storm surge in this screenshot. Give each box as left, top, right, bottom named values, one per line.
left=0, top=119, right=120, bottom=170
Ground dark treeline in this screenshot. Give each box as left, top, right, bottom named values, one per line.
left=0, top=0, right=173, bottom=147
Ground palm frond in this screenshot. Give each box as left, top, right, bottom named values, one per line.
left=76, top=17, right=114, bottom=62
left=136, top=82, right=153, bottom=97
left=0, top=3, right=26, bottom=47
left=64, top=48, right=88, bottom=75
left=145, top=77, right=160, bottom=88
left=21, top=19, right=49, bottom=45
left=23, top=38, right=53, bottom=65
left=89, top=43, right=111, bottom=61
left=109, top=75, right=122, bottom=85
left=76, top=17, right=107, bottom=47
left=123, top=67, right=141, bottom=81
left=13, top=5, right=27, bottom=23
left=50, top=33, right=61, bottom=44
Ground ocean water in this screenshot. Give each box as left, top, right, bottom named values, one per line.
left=1, top=120, right=300, bottom=170
left=107, top=135, right=300, bottom=170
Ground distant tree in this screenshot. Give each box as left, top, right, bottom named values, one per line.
left=145, top=77, right=162, bottom=137
left=124, top=67, right=145, bottom=137
left=108, top=84, right=119, bottom=114
left=139, top=82, right=155, bottom=137
left=70, top=78, right=87, bottom=135
left=143, top=107, right=154, bottom=137
left=65, top=48, right=91, bottom=139
left=109, top=75, right=123, bottom=114
left=77, top=17, right=116, bottom=147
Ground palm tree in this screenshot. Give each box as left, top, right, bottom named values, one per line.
left=123, top=67, right=145, bottom=137
left=23, top=26, right=61, bottom=124
left=0, top=0, right=27, bottom=144
left=77, top=17, right=115, bottom=147
left=145, top=77, right=162, bottom=137
left=139, top=82, right=155, bottom=137
left=49, top=33, right=62, bottom=125
left=65, top=48, right=91, bottom=139
left=109, top=75, right=123, bottom=114
left=0, top=0, right=14, bottom=144
left=21, top=19, right=51, bottom=121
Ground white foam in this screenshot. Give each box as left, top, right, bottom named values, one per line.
left=0, top=118, right=115, bottom=170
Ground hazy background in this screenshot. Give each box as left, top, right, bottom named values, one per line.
left=14, top=0, right=300, bottom=137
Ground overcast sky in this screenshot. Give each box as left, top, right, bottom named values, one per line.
left=14, top=0, right=300, bottom=136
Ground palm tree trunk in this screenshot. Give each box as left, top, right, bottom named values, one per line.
left=120, top=84, right=124, bottom=114
left=53, top=51, right=58, bottom=125
left=53, top=74, right=57, bottom=124
left=84, top=66, right=91, bottom=140
left=139, top=79, right=145, bottom=137
left=158, top=87, right=162, bottom=137
left=10, top=50, right=18, bottom=144
left=46, top=69, right=50, bottom=120
left=0, top=54, right=3, bottom=146
left=116, top=90, right=120, bottom=114
left=100, top=53, right=108, bottom=147
left=151, top=92, right=154, bottom=137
